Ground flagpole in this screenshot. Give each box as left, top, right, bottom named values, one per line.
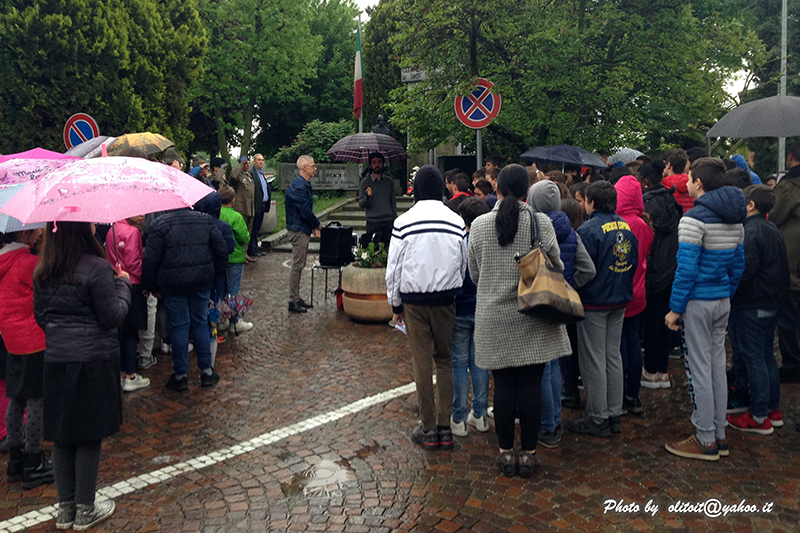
left=358, top=13, right=363, bottom=134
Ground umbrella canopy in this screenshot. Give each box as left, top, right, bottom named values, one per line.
left=520, top=144, right=607, bottom=169
left=107, top=132, right=174, bottom=156
left=0, top=157, right=214, bottom=225
left=0, top=158, right=79, bottom=186
left=326, top=133, right=408, bottom=164
left=0, top=148, right=80, bottom=164
left=0, top=184, right=47, bottom=233
left=607, top=148, right=644, bottom=165
left=707, top=95, right=800, bottom=139
left=64, top=135, right=117, bottom=159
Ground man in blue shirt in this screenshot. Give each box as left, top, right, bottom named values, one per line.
left=248, top=153, right=271, bottom=257
left=285, top=155, right=322, bottom=314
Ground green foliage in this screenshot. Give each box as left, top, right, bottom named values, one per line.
left=386, top=0, right=763, bottom=156
left=362, top=0, right=403, bottom=134
left=355, top=242, right=388, bottom=268
left=194, top=0, right=321, bottom=164
left=0, top=0, right=205, bottom=154
left=275, top=119, right=354, bottom=163
left=736, top=0, right=800, bottom=177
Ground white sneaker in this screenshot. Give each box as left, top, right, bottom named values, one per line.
left=467, top=411, right=490, bottom=432
left=233, top=321, right=254, bottom=333
left=659, top=373, right=671, bottom=389
left=450, top=415, right=468, bottom=437
left=217, top=319, right=230, bottom=332
left=640, top=369, right=661, bottom=390
left=487, top=406, right=494, bottom=419
left=160, top=343, right=171, bottom=354
left=122, top=374, right=150, bottom=392
left=188, top=343, right=194, bottom=353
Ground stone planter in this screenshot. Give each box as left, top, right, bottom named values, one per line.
left=341, top=264, right=393, bottom=322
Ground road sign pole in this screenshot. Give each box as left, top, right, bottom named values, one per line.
left=476, top=129, right=482, bottom=172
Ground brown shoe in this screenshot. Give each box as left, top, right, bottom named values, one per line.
left=665, top=435, right=719, bottom=461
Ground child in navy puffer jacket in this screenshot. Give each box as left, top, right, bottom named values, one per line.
left=528, top=181, right=596, bottom=447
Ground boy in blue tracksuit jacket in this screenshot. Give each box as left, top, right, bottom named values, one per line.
left=565, top=181, right=637, bottom=439
left=664, top=158, right=746, bottom=462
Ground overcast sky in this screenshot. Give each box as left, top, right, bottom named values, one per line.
left=354, top=0, right=377, bottom=17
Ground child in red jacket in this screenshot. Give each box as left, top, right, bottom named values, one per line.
left=0, top=229, right=53, bottom=488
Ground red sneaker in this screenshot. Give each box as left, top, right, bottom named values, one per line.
left=727, top=412, right=774, bottom=435
left=768, top=409, right=784, bottom=428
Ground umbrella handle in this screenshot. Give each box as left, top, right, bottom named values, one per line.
left=112, top=224, right=120, bottom=265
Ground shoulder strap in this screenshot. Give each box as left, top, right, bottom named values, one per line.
left=529, top=210, right=542, bottom=250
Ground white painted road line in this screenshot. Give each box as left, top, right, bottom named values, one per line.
left=0, top=382, right=417, bottom=533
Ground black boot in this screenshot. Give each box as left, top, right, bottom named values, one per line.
left=7, top=447, right=23, bottom=483
left=22, top=451, right=54, bottom=489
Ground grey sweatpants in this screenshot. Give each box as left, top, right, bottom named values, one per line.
left=577, top=308, right=625, bottom=423
left=683, top=298, right=730, bottom=444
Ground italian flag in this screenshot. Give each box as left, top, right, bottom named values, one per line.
left=354, top=21, right=363, bottom=119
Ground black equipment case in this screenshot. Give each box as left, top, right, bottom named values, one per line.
left=319, top=221, right=354, bottom=267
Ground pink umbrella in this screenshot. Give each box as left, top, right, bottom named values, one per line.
left=0, top=148, right=80, bottom=164
left=0, top=158, right=78, bottom=186
left=0, top=157, right=214, bottom=224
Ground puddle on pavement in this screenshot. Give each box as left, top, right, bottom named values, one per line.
left=280, top=460, right=356, bottom=498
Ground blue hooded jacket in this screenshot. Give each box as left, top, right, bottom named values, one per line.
left=731, top=154, right=762, bottom=185
left=669, top=186, right=746, bottom=314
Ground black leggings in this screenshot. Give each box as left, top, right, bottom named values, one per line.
left=6, top=397, right=43, bottom=453
left=53, top=440, right=103, bottom=505
left=492, top=364, right=545, bottom=452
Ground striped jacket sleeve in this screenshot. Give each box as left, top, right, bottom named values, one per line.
left=385, top=226, right=408, bottom=312
left=669, top=216, right=704, bottom=314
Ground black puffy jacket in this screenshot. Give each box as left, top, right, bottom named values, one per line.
left=642, top=184, right=682, bottom=294
left=34, top=255, right=131, bottom=363
left=141, top=209, right=228, bottom=295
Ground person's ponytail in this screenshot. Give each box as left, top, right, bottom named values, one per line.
left=495, top=165, right=530, bottom=246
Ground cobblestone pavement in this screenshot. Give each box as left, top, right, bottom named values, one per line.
left=1, top=252, right=799, bottom=532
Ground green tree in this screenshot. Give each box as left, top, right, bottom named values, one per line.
left=0, top=0, right=205, bottom=154
left=362, top=0, right=402, bottom=134
left=196, top=0, right=320, bottom=164
left=387, top=0, right=762, bottom=157
left=275, top=119, right=354, bottom=163
left=255, top=0, right=359, bottom=157
left=736, top=0, right=799, bottom=177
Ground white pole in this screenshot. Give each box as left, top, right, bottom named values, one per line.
left=778, top=0, right=787, bottom=173
left=476, top=129, right=482, bottom=172
left=358, top=13, right=363, bottom=135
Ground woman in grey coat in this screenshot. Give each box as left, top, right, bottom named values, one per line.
left=468, top=165, right=572, bottom=477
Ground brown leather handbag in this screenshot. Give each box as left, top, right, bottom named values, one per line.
left=514, top=211, right=585, bottom=323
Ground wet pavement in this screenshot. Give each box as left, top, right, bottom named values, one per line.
left=1, top=252, right=799, bottom=532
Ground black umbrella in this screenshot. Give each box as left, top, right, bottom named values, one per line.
left=520, top=144, right=606, bottom=169
left=706, top=95, right=800, bottom=139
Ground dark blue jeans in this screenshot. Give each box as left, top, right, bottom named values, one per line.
left=247, top=202, right=267, bottom=256
left=559, top=323, right=579, bottom=392
left=728, top=308, right=780, bottom=418
left=620, top=314, right=642, bottom=399
left=162, top=291, right=212, bottom=375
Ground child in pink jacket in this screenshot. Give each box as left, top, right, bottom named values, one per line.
left=615, top=175, right=654, bottom=414
left=106, top=217, right=150, bottom=392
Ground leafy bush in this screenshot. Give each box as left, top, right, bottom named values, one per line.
left=275, top=119, right=354, bottom=164
left=355, top=242, right=388, bottom=268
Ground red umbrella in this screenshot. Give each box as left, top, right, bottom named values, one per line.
left=326, top=133, right=408, bottom=164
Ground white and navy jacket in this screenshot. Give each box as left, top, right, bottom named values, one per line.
left=385, top=200, right=468, bottom=314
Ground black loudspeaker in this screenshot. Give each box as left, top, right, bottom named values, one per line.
left=319, top=221, right=354, bottom=266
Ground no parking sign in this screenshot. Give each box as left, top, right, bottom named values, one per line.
left=63, top=113, right=100, bottom=150
left=454, top=78, right=502, bottom=129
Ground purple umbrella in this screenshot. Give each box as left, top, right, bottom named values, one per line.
left=326, top=133, right=408, bottom=164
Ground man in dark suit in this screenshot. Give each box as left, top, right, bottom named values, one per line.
left=248, top=153, right=272, bottom=257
